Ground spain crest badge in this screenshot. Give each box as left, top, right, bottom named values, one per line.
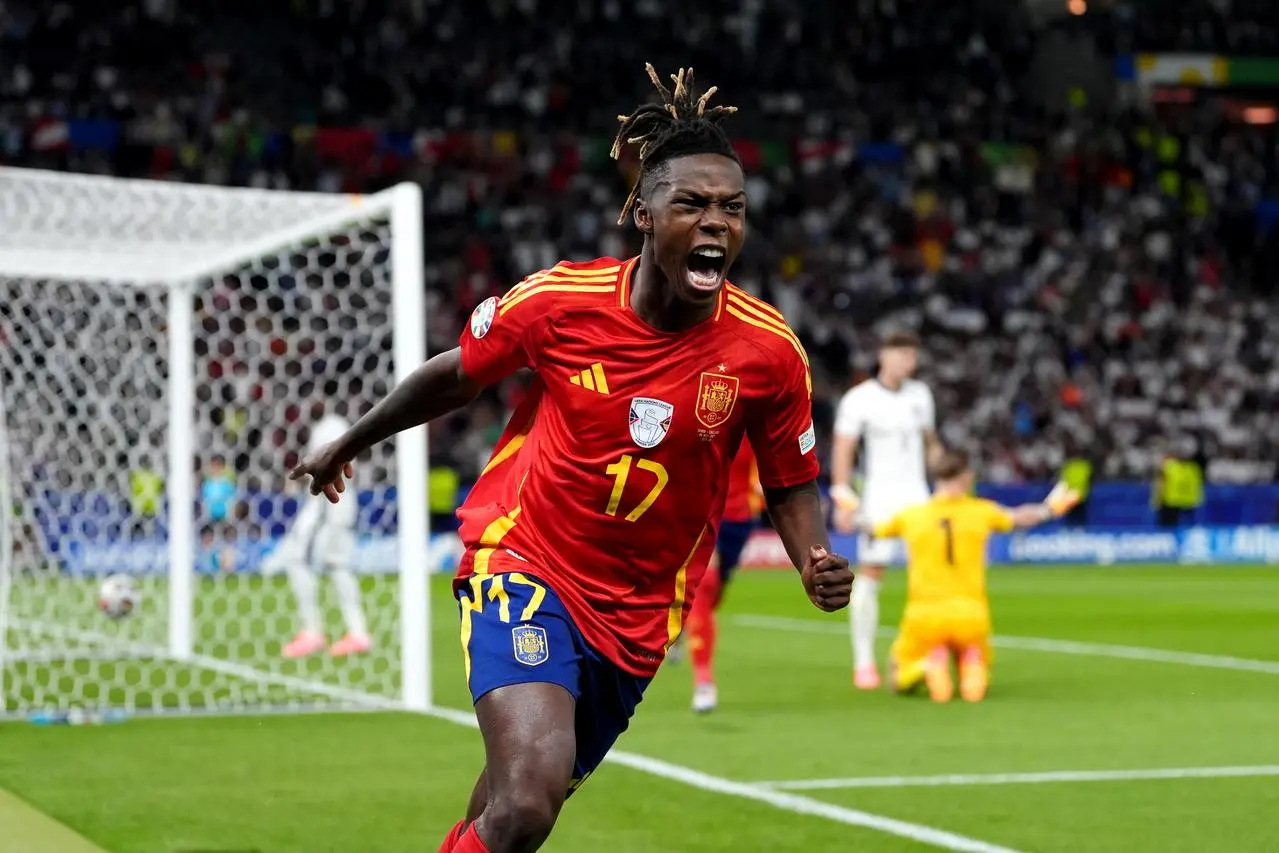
left=695, top=372, right=740, bottom=429
left=512, top=625, right=549, bottom=666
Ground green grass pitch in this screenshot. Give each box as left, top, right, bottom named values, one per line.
left=2, top=564, right=1277, bottom=852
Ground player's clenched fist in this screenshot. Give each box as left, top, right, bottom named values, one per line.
left=289, top=442, right=354, bottom=504
left=801, top=545, right=854, bottom=612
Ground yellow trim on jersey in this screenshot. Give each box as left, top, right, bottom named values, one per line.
left=471, top=549, right=496, bottom=575
left=727, top=286, right=788, bottom=324
left=725, top=290, right=802, bottom=336
left=714, top=286, right=726, bottom=322
left=724, top=293, right=809, bottom=368
left=472, top=505, right=521, bottom=574
left=617, top=257, right=638, bottom=308
left=478, top=506, right=520, bottom=546
left=725, top=287, right=790, bottom=324
left=482, top=436, right=525, bottom=476
left=665, top=525, right=709, bottom=652
left=479, top=405, right=540, bottom=477
left=500, top=282, right=617, bottom=316
left=502, top=265, right=618, bottom=298
left=724, top=305, right=810, bottom=368
left=501, top=264, right=621, bottom=306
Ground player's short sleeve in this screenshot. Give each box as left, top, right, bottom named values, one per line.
left=833, top=386, right=868, bottom=438
left=458, top=283, right=549, bottom=387
left=983, top=500, right=1016, bottom=534
left=748, top=346, right=820, bottom=489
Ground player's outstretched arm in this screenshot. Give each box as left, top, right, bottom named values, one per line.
left=765, top=480, right=854, bottom=612
left=1007, top=483, right=1081, bottom=529
left=290, top=348, right=482, bottom=501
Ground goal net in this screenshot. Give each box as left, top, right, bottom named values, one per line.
left=0, top=168, right=429, bottom=718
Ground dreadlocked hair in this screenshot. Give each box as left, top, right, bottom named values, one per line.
left=610, top=63, right=739, bottom=225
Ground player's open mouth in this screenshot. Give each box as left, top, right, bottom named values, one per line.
left=685, top=246, right=727, bottom=291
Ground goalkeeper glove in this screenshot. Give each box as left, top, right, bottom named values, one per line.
left=1044, top=482, right=1082, bottom=518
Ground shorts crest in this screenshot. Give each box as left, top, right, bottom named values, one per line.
left=512, top=624, right=549, bottom=666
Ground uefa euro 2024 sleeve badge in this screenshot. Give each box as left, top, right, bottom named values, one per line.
left=470, top=296, right=498, bottom=339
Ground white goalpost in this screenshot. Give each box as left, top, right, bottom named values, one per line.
left=0, top=167, right=430, bottom=718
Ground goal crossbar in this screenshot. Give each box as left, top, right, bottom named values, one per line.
left=0, top=167, right=397, bottom=286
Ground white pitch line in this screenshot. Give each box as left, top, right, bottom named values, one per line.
left=5, top=618, right=400, bottom=716
left=426, top=706, right=1024, bottom=853
left=756, top=765, right=1279, bottom=791
left=731, top=614, right=1279, bottom=676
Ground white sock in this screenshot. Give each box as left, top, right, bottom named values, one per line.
left=330, top=566, right=369, bottom=639
left=851, top=576, right=881, bottom=669
left=286, top=561, right=324, bottom=635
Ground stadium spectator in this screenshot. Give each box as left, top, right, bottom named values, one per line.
left=2, top=0, right=1276, bottom=494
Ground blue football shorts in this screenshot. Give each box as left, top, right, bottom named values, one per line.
left=457, top=570, right=651, bottom=796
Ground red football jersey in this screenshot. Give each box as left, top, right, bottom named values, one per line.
left=723, top=440, right=761, bottom=523
left=455, top=257, right=818, bottom=676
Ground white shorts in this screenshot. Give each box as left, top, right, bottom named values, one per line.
left=857, top=489, right=928, bottom=568
left=268, top=497, right=357, bottom=570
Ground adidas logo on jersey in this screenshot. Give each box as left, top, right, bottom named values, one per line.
left=569, top=363, right=611, bottom=395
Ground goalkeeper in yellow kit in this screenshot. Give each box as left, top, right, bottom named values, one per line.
left=862, top=449, right=1080, bottom=703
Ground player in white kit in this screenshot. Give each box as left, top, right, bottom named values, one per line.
left=268, top=403, right=371, bottom=658
left=830, top=332, right=942, bottom=689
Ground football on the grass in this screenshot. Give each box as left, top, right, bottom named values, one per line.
left=98, top=574, right=140, bottom=619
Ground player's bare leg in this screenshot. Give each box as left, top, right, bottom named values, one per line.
left=464, top=769, right=489, bottom=823
left=688, top=561, right=723, bottom=713
left=850, top=564, right=884, bottom=688
left=958, top=645, right=989, bottom=702
left=923, top=646, right=955, bottom=703
left=453, top=682, right=575, bottom=853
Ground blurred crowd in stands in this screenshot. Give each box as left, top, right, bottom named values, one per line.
left=3, top=0, right=1277, bottom=485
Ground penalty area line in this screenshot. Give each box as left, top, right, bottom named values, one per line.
left=425, top=705, right=1025, bottom=853
left=754, top=764, right=1279, bottom=791
left=731, top=614, right=1279, bottom=676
